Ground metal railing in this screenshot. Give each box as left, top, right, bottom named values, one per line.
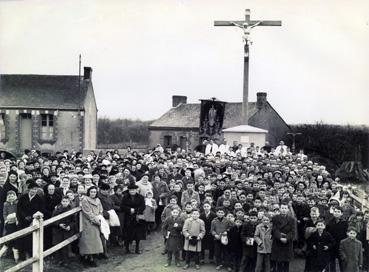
left=0, top=207, right=82, bottom=272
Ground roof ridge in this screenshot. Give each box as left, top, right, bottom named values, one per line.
left=1, top=74, right=79, bottom=77
left=176, top=101, right=256, bottom=105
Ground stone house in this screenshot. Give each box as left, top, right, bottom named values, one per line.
left=149, top=93, right=289, bottom=150
left=0, top=67, right=97, bottom=154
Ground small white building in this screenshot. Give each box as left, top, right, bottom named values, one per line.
left=223, top=125, right=268, bottom=148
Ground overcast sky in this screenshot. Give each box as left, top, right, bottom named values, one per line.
left=0, top=0, right=368, bottom=125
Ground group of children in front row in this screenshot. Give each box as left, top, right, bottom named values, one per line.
left=161, top=198, right=365, bottom=272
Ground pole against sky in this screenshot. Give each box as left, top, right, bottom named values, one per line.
left=0, top=0, right=368, bottom=125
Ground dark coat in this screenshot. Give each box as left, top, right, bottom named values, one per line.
left=162, top=215, right=184, bottom=252
left=98, top=192, right=114, bottom=219
left=167, top=173, right=183, bottom=183
left=0, top=186, right=5, bottom=236
left=271, top=214, right=296, bottom=262
left=17, top=193, right=44, bottom=254
left=241, top=221, right=258, bottom=257
left=44, top=193, right=62, bottom=219
left=200, top=211, right=216, bottom=250
left=151, top=180, right=169, bottom=206
left=3, top=181, right=19, bottom=197
left=326, top=218, right=348, bottom=255
left=110, top=193, right=124, bottom=227
left=306, top=230, right=334, bottom=269
left=17, top=193, right=44, bottom=227
left=120, top=193, right=146, bottom=241
left=228, top=225, right=243, bottom=256
left=339, top=238, right=363, bottom=272
left=52, top=204, right=76, bottom=245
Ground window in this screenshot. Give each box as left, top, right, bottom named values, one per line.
left=163, top=135, right=172, bottom=147
left=0, top=114, right=5, bottom=141
left=180, top=136, right=187, bottom=149
left=41, top=114, right=54, bottom=140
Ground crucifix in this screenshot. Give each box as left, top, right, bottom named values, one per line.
left=214, top=9, right=281, bottom=125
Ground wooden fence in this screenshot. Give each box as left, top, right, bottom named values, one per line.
left=0, top=207, right=82, bottom=272
left=348, top=188, right=369, bottom=211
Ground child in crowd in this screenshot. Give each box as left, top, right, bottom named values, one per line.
left=242, top=210, right=259, bottom=272
left=0, top=191, right=19, bottom=263
left=326, top=206, right=348, bottom=272
left=306, top=219, right=334, bottom=272
left=228, top=218, right=243, bottom=272
left=162, top=207, right=184, bottom=267
left=52, top=196, right=76, bottom=266
left=211, top=207, right=231, bottom=270
left=161, top=195, right=180, bottom=222
left=200, top=201, right=216, bottom=264
left=143, top=191, right=157, bottom=234
left=254, top=215, right=273, bottom=272
left=339, top=227, right=363, bottom=272
left=182, top=208, right=205, bottom=270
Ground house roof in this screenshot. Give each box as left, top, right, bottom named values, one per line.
left=0, top=74, right=90, bottom=110
left=150, top=102, right=258, bottom=129
left=223, top=125, right=268, bottom=133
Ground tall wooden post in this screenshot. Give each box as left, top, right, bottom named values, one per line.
left=32, top=212, right=44, bottom=272
left=243, top=42, right=250, bottom=125
left=79, top=208, right=83, bottom=233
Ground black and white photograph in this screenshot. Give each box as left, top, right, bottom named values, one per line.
left=0, top=0, right=368, bottom=271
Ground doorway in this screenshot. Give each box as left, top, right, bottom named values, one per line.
left=20, top=113, right=32, bottom=151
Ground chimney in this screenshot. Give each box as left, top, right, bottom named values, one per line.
left=172, top=95, right=187, bottom=107
left=83, top=67, right=92, bottom=80
left=256, top=92, right=267, bottom=109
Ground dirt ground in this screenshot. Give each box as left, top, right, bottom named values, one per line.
left=0, top=231, right=305, bottom=272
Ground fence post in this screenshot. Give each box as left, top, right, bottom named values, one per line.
left=32, top=212, right=44, bottom=272
left=79, top=208, right=83, bottom=233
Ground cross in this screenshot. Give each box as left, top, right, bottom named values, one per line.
left=214, top=9, right=281, bottom=125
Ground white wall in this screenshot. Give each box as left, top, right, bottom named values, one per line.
left=223, top=132, right=266, bottom=148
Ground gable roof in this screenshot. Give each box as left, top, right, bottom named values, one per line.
left=149, top=102, right=258, bottom=129
left=0, top=74, right=90, bottom=110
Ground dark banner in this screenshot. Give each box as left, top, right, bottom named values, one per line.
left=199, top=99, right=226, bottom=139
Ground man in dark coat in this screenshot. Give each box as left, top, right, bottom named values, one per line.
left=271, top=203, right=296, bottom=272
left=121, top=184, right=146, bottom=254
left=44, top=184, right=62, bottom=250
left=292, top=195, right=310, bottom=251
left=200, top=201, right=216, bottom=263
left=17, top=181, right=44, bottom=256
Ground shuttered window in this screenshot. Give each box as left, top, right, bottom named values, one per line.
left=40, top=114, right=54, bottom=140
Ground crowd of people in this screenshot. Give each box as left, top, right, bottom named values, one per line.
left=0, top=140, right=368, bottom=272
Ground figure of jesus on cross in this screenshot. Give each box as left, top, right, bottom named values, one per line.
left=214, top=9, right=281, bottom=125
